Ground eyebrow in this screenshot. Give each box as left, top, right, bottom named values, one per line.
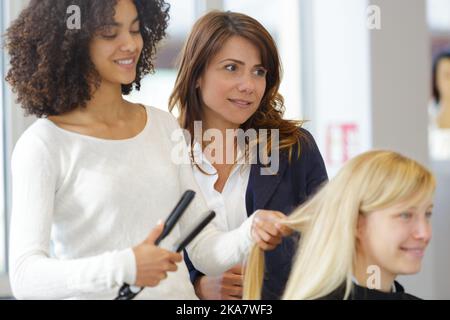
left=405, top=204, right=434, bottom=211
left=106, top=16, right=140, bottom=27
left=218, top=58, right=265, bottom=68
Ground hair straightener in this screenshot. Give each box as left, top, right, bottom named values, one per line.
left=115, top=190, right=196, bottom=300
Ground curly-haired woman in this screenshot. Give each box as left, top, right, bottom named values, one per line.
left=5, top=0, right=287, bottom=300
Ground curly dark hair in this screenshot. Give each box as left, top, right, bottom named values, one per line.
left=4, top=0, right=170, bottom=117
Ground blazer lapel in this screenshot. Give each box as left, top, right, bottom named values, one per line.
left=246, top=152, right=289, bottom=216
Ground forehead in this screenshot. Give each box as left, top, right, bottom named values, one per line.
left=113, top=0, right=138, bottom=21
left=380, top=197, right=434, bottom=215
left=211, top=36, right=262, bottom=63
left=438, top=58, right=450, bottom=73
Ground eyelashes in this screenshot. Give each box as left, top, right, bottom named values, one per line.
left=99, top=29, right=141, bottom=40
left=224, top=64, right=268, bottom=77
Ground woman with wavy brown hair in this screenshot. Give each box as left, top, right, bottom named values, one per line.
left=5, top=1, right=284, bottom=300
left=169, top=11, right=328, bottom=300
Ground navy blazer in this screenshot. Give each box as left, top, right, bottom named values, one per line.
left=185, top=128, right=328, bottom=300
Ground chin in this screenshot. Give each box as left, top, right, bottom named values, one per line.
left=123, top=74, right=137, bottom=83
left=123, top=80, right=136, bottom=86
left=230, top=116, right=253, bottom=127
left=102, top=75, right=136, bottom=87
left=119, top=78, right=137, bottom=86
left=397, top=263, right=422, bottom=275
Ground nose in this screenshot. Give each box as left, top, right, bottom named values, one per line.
left=412, top=216, right=432, bottom=243
left=119, top=32, right=138, bottom=53
left=237, top=73, right=256, bottom=94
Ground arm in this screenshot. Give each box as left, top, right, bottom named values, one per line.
left=9, top=135, right=136, bottom=299
left=184, top=250, right=204, bottom=285
left=181, top=185, right=254, bottom=276
left=167, top=122, right=254, bottom=276
left=168, top=116, right=286, bottom=277
left=177, top=148, right=288, bottom=276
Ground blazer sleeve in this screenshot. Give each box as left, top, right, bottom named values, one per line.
left=183, top=250, right=204, bottom=285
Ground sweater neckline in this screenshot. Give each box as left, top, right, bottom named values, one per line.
left=42, top=105, right=151, bottom=143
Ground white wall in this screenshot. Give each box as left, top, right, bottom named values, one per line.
left=1, top=0, right=30, bottom=297
left=308, top=0, right=442, bottom=299
left=430, top=161, right=450, bottom=299
left=309, top=0, right=372, bottom=177
left=369, top=0, right=438, bottom=299
left=223, top=0, right=303, bottom=120
left=0, top=0, right=6, bottom=278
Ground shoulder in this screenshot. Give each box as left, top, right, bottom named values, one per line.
left=297, top=127, right=319, bottom=151
left=144, top=106, right=187, bottom=146
left=12, top=119, right=59, bottom=170
left=145, top=105, right=184, bottom=134
left=145, top=105, right=180, bottom=129
left=288, top=127, right=323, bottom=165
left=14, top=119, right=59, bottom=152
left=393, top=281, right=421, bottom=300
left=352, top=282, right=421, bottom=300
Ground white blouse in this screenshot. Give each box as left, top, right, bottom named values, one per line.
left=191, top=142, right=251, bottom=232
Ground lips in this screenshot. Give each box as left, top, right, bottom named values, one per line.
left=400, top=247, right=426, bottom=258
left=114, top=57, right=137, bottom=69
left=228, top=98, right=253, bottom=108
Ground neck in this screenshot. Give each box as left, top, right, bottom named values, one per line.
left=203, top=114, right=240, bottom=137
left=202, top=116, right=239, bottom=165
left=354, top=252, right=396, bottom=293
left=82, top=81, right=128, bottom=123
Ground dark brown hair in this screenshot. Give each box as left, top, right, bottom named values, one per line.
left=169, top=11, right=308, bottom=160
left=5, top=0, right=169, bottom=117
left=432, top=49, right=450, bottom=104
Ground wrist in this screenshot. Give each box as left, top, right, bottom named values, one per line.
left=115, top=248, right=137, bottom=287
left=194, top=275, right=205, bottom=299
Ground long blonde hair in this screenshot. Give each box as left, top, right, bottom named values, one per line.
left=243, top=150, right=436, bottom=300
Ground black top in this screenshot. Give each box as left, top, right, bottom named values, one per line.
left=321, top=281, right=421, bottom=300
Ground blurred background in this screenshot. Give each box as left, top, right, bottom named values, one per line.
left=1, top=0, right=449, bottom=299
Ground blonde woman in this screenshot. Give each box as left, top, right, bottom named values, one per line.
left=244, top=150, right=435, bottom=300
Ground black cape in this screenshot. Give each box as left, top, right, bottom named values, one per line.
left=320, top=281, right=420, bottom=300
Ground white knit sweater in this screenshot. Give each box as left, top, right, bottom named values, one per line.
left=9, top=105, right=253, bottom=300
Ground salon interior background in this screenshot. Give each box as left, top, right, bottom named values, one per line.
left=1, top=0, right=450, bottom=299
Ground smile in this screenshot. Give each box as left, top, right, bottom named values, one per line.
left=228, top=99, right=253, bottom=108
left=114, top=57, right=136, bottom=69
left=115, top=59, right=134, bottom=65
left=400, top=247, right=425, bottom=258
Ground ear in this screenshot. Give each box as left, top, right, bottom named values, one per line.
left=356, top=213, right=366, bottom=241
left=195, top=77, right=201, bottom=89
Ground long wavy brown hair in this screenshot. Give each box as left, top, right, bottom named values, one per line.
left=169, top=11, right=308, bottom=162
